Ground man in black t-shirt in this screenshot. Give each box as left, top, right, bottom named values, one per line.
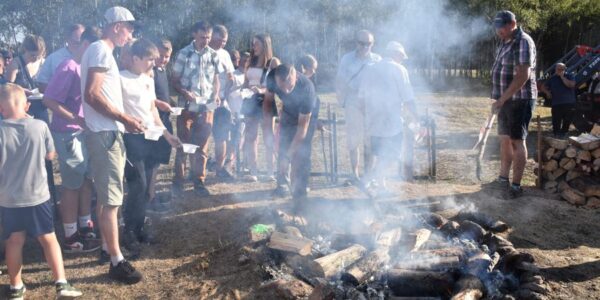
left=265, top=64, right=316, bottom=202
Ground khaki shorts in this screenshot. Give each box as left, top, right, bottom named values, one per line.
left=345, top=105, right=366, bottom=150
left=52, top=131, right=90, bottom=190
left=85, top=131, right=125, bottom=207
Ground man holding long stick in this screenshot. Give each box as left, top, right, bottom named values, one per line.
left=489, top=11, right=537, bottom=199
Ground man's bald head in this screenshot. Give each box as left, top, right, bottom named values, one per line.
left=355, top=30, right=374, bottom=57
left=0, top=83, right=28, bottom=118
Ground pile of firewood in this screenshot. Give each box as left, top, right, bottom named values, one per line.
left=537, top=134, right=600, bottom=209
left=241, top=205, right=550, bottom=299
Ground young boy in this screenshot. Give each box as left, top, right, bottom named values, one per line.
left=0, top=83, right=82, bottom=299
left=147, top=38, right=175, bottom=213
left=42, top=26, right=102, bottom=253
left=120, top=39, right=180, bottom=255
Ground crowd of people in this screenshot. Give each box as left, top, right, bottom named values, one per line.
left=0, top=5, right=419, bottom=298
left=0, top=5, right=551, bottom=300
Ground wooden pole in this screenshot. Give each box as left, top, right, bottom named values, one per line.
left=537, top=115, right=542, bottom=188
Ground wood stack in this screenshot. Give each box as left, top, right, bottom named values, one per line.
left=537, top=134, right=600, bottom=209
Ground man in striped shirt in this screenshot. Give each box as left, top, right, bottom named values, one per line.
left=490, top=10, right=537, bottom=199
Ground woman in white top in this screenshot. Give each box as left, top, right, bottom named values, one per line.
left=241, top=34, right=279, bottom=181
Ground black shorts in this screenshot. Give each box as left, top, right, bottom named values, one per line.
left=213, top=106, right=232, bottom=142
left=371, top=133, right=403, bottom=158
left=1, top=200, right=54, bottom=239
left=497, top=99, right=535, bottom=140
left=154, top=111, right=173, bottom=165
left=123, top=133, right=159, bottom=167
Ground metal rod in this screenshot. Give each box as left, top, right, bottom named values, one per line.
left=327, top=104, right=335, bottom=183
left=332, top=112, right=339, bottom=183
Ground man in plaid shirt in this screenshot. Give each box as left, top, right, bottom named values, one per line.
left=490, top=10, right=537, bottom=199
left=171, top=20, right=223, bottom=197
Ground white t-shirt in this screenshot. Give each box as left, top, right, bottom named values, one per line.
left=120, top=70, right=156, bottom=127
left=37, top=47, right=72, bottom=85
left=215, top=48, right=235, bottom=99
left=81, top=40, right=125, bottom=132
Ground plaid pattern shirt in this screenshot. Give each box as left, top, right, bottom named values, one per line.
left=491, top=27, right=537, bottom=101
left=172, top=42, right=223, bottom=104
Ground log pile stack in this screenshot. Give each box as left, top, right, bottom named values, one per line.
left=244, top=207, right=549, bottom=299
left=537, top=134, right=600, bottom=209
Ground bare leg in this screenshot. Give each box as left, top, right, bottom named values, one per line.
left=37, top=232, right=66, bottom=282
left=5, top=231, right=26, bottom=287
left=215, top=140, right=227, bottom=170
left=59, top=188, right=79, bottom=226
left=78, top=179, right=93, bottom=218
left=511, top=139, right=527, bottom=184
left=98, top=205, right=123, bottom=259
left=499, top=135, right=513, bottom=178
left=243, top=118, right=260, bottom=175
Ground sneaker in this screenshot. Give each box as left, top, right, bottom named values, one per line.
left=146, top=199, right=171, bottom=215
left=79, top=220, right=98, bottom=240
left=98, top=249, right=110, bottom=265
left=62, top=232, right=102, bottom=254
left=484, top=178, right=510, bottom=190
left=273, top=185, right=290, bottom=198
left=108, top=260, right=143, bottom=284
left=193, top=179, right=210, bottom=197
left=55, top=282, right=82, bottom=299
left=122, top=230, right=141, bottom=254
left=507, top=185, right=524, bottom=199
left=5, top=285, right=25, bottom=300
left=216, top=168, right=235, bottom=181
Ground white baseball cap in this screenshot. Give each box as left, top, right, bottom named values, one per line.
left=386, top=41, right=408, bottom=59
left=104, top=6, right=136, bottom=24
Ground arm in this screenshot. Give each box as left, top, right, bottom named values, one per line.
left=538, top=82, right=552, bottom=99
left=493, top=64, right=531, bottom=110
left=212, top=72, right=220, bottom=105
left=170, top=72, right=195, bottom=103
left=42, top=97, right=86, bottom=128
left=154, top=99, right=172, bottom=112
left=286, top=113, right=311, bottom=159
left=262, top=91, right=275, bottom=138
left=560, top=75, right=576, bottom=89
left=5, top=59, right=19, bottom=83
left=151, top=100, right=181, bottom=147
left=84, top=67, right=143, bottom=132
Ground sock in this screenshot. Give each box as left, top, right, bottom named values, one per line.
left=10, top=284, right=23, bottom=290
left=78, top=215, right=92, bottom=228
left=55, top=279, right=67, bottom=285
left=63, top=222, right=77, bottom=237
left=498, top=176, right=509, bottom=182
left=102, top=242, right=108, bottom=252
left=111, top=254, right=125, bottom=266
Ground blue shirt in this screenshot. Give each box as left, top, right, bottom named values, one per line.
left=546, top=73, right=576, bottom=106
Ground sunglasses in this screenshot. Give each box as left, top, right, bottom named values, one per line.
left=357, top=41, right=373, bottom=47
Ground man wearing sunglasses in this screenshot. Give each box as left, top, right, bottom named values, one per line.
left=37, top=24, right=85, bottom=92
left=336, top=29, right=381, bottom=186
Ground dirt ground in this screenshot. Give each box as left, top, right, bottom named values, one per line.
left=6, top=90, right=600, bottom=299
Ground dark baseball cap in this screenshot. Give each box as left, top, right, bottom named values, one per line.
left=494, top=10, right=516, bottom=28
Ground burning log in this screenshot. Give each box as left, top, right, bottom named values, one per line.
left=483, top=233, right=515, bottom=255
left=386, top=269, right=455, bottom=297
left=411, top=247, right=466, bottom=259
left=307, top=278, right=336, bottom=300
left=310, top=244, right=367, bottom=279
left=274, top=209, right=307, bottom=227
left=282, top=226, right=303, bottom=238
left=454, top=211, right=509, bottom=233
left=395, top=256, right=461, bottom=271
left=375, top=227, right=403, bottom=248
left=440, top=221, right=460, bottom=237
left=450, top=274, right=484, bottom=300
left=495, top=251, right=535, bottom=274
left=465, top=251, right=493, bottom=276
left=457, top=221, right=486, bottom=242
left=421, top=212, right=448, bottom=229
left=341, top=248, right=391, bottom=285
left=330, top=232, right=374, bottom=250
left=409, top=229, right=432, bottom=252
left=267, top=231, right=314, bottom=256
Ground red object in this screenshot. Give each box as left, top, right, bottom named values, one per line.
left=575, top=45, right=599, bottom=57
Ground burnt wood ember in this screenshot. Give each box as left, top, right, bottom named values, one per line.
left=395, top=256, right=461, bottom=271
left=311, top=244, right=367, bottom=279
left=421, top=212, right=449, bottom=229
left=483, top=233, right=515, bottom=255
left=307, top=278, right=336, bottom=300
left=341, top=248, right=391, bottom=285
left=457, top=220, right=486, bottom=242
left=282, top=226, right=304, bottom=238
left=375, top=227, right=403, bottom=248
left=451, top=274, right=484, bottom=300
left=495, top=251, right=535, bottom=274
left=466, top=251, right=493, bottom=276
left=440, top=221, right=461, bottom=237
left=330, top=232, right=375, bottom=250
left=408, top=229, right=432, bottom=252
left=454, top=211, right=510, bottom=233
left=386, top=269, right=456, bottom=297
left=411, top=247, right=466, bottom=259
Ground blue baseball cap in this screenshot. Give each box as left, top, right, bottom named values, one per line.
left=494, top=10, right=516, bottom=28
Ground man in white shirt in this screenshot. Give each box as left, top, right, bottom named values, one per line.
left=209, top=25, right=235, bottom=180
left=80, top=6, right=144, bottom=284
left=37, top=24, right=85, bottom=92
left=360, top=41, right=416, bottom=196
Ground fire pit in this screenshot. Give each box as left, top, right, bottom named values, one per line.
left=241, top=200, right=550, bottom=300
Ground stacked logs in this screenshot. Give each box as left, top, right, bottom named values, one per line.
left=537, top=136, right=600, bottom=209
left=243, top=208, right=549, bottom=299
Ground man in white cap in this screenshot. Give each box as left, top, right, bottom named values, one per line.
left=80, top=6, right=143, bottom=284
left=359, top=41, right=416, bottom=196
